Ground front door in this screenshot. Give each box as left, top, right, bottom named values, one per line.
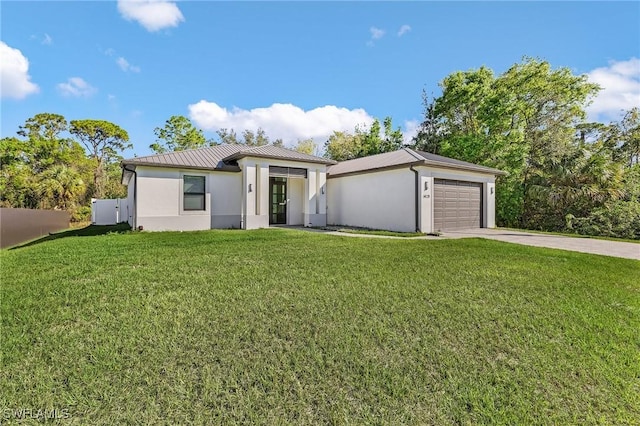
left=270, top=177, right=287, bottom=225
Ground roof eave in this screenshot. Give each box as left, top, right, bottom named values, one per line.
left=121, top=160, right=241, bottom=173
left=223, top=152, right=337, bottom=165
left=420, top=159, right=507, bottom=175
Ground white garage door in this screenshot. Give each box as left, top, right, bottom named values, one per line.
left=434, top=179, right=482, bottom=231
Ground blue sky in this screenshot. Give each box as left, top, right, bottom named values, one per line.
left=1, top=1, right=639, bottom=158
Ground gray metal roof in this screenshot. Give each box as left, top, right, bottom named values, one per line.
left=122, top=144, right=335, bottom=171
left=222, top=145, right=337, bottom=165
left=327, top=148, right=505, bottom=177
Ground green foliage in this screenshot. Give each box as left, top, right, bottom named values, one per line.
left=2, top=113, right=129, bottom=214
left=293, top=138, right=318, bottom=155
left=324, top=131, right=362, bottom=161
left=150, top=115, right=206, bottom=153
left=70, top=205, right=92, bottom=223
left=571, top=200, right=640, bottom=239
left=324, top=117, right=404, bottom=161
left=411, top=58, right=634, bottom=235
left=2, top=230, right=638, bottom=423
left=215, top=127, right=271, bottom=146
left=70, top=119, right=130, bottom=199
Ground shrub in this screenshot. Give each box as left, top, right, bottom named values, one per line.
left=572, top=200, right=640, bottom=240
left=71, top=205, right=92, bottom=223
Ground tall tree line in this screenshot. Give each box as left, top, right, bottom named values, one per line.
left=410, top=58, right=640, bottom=238
left=1, top=113, right=130, bottom=220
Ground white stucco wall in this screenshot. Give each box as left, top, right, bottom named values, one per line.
left=327, top=165, right=498, bottom=233
left=132, top=166, right=242, bottom=231
left=288, top=178, right=304, bottom=225
left=126, top=177, right=135, bottom=227
left=415, top=166, right=497, bottom=230
left=327, top=168, right=416, bottom=233
left=238, top=157, right=328, bottom=229
left=210, top=172, right=242, bottom=229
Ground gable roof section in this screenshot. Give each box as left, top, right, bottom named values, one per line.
left=222, top=145, right=336, bottom=165
left=122, top=144, right=335, bottom=171
left=327, top=148, right=505, bottom=177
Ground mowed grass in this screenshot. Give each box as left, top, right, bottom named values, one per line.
left=1, top=229, right=639, bottom=424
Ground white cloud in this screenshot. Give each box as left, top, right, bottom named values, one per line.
left=402, top=119, right=420, bottom=144
left=0, top=42, right=39, bottom=100
left=586, top=57, right=640, bottom=121
left=116, top=57, right=141, bottom=73
left=42, top=33, right=53, bottom=45
left=57, top=77, right=97, bottom=97
left=370, top=26, right=385, bottom=40
left=367, top=27, right=386, bottom=47
left=397, top=25, right=411, bottom=37
left=104, top=47, right=116, bottom=57
left=117, top=0, right=184, bottom=32
left=188, top=101, right=376, bottom=145
left=108, top=94, right=116, bottom=101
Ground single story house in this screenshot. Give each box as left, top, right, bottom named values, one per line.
left=121, top=145, right=504, bottom=233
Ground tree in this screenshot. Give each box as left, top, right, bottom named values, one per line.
left=293, top=139, right=318, bottom=155
left=215, top=127, right=271, bottom=146
left=216, top=128, right=239, bottom=144
left=412, top=91, right=444, bottom=154
left=413, top=58, right=600, bottom=227
left=70, top=119, right=130, bottom=199
left=36, top=165, right=86, bottom=210
left=150, top=115, right=206, bottom=153
left=324, top=131, right=362, bottom=161
left=324, top=116, right=404, bottom=161
left=618, top=107, right=640, bottom=166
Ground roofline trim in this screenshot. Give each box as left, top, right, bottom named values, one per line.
left=327, top=161, right=423, bottom=179
left=328, top=158, right=506, bottom=178
left=222, top=151, right=337, bottom=165
left=121, top=160, right=241, bottom=173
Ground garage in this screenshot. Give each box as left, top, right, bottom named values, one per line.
left=434, top=179, right=482, bottom=231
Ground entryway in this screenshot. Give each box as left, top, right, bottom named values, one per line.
left=269, top=177, right=287, bottom=225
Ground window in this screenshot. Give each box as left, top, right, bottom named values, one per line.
left=183, top=175, right=205, bottom=211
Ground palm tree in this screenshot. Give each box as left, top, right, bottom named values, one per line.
left=36, top=165, right=86, bottom=210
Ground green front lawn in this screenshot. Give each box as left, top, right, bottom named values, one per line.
left=2, top=229, right=638, bottom=424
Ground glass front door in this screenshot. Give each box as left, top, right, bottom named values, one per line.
left=270, top=177, right=287, bottom=225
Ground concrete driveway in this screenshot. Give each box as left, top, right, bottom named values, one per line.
left=443, top=228, right=640, bottom=260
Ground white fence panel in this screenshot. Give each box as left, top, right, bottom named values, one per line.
left=92, top=198, right=128, bottom=225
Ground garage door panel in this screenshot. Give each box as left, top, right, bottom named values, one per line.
left=434, top=179, right=482, bottom=231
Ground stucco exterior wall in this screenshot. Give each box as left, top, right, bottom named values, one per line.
left=415, top=166, right=497, bottom=230
left=133, top=166, right=241, bottom=231
left=327, top=165, right=498, bottom=233
left=239, top=157, right=327, bottom=229
left=327, top=168, right=415, bottom=232
left=288, top=178, right=304, bottom=225
left=210, top=171, right=242, bottom=228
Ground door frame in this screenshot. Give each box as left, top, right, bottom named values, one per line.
left=269, top=177, right=287, bottom=225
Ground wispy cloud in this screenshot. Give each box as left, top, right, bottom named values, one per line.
left=57, top=77, right=97, bottom=98
left=586, top=57, right=640, bottom=122
left=397, top=25, right=411, bottom=37
left=116, top=57, right=141, bottom=73
left=0, top=41, right=40, bottom=99
left=117, top=0, right=184, bottom=32
left=370, top=27, right=385, bottom=40
left=367, top=26, right=386, bottom=47
left=30, top=33, right=53, bottom=45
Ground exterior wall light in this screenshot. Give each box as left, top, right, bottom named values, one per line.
left=248, top=184, right=253, bottom=193
left=321, top=187, right=325, bottom=194
left=424, top=181, right=429, bottom=191
left=490, top=187, right=494, bottom=194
